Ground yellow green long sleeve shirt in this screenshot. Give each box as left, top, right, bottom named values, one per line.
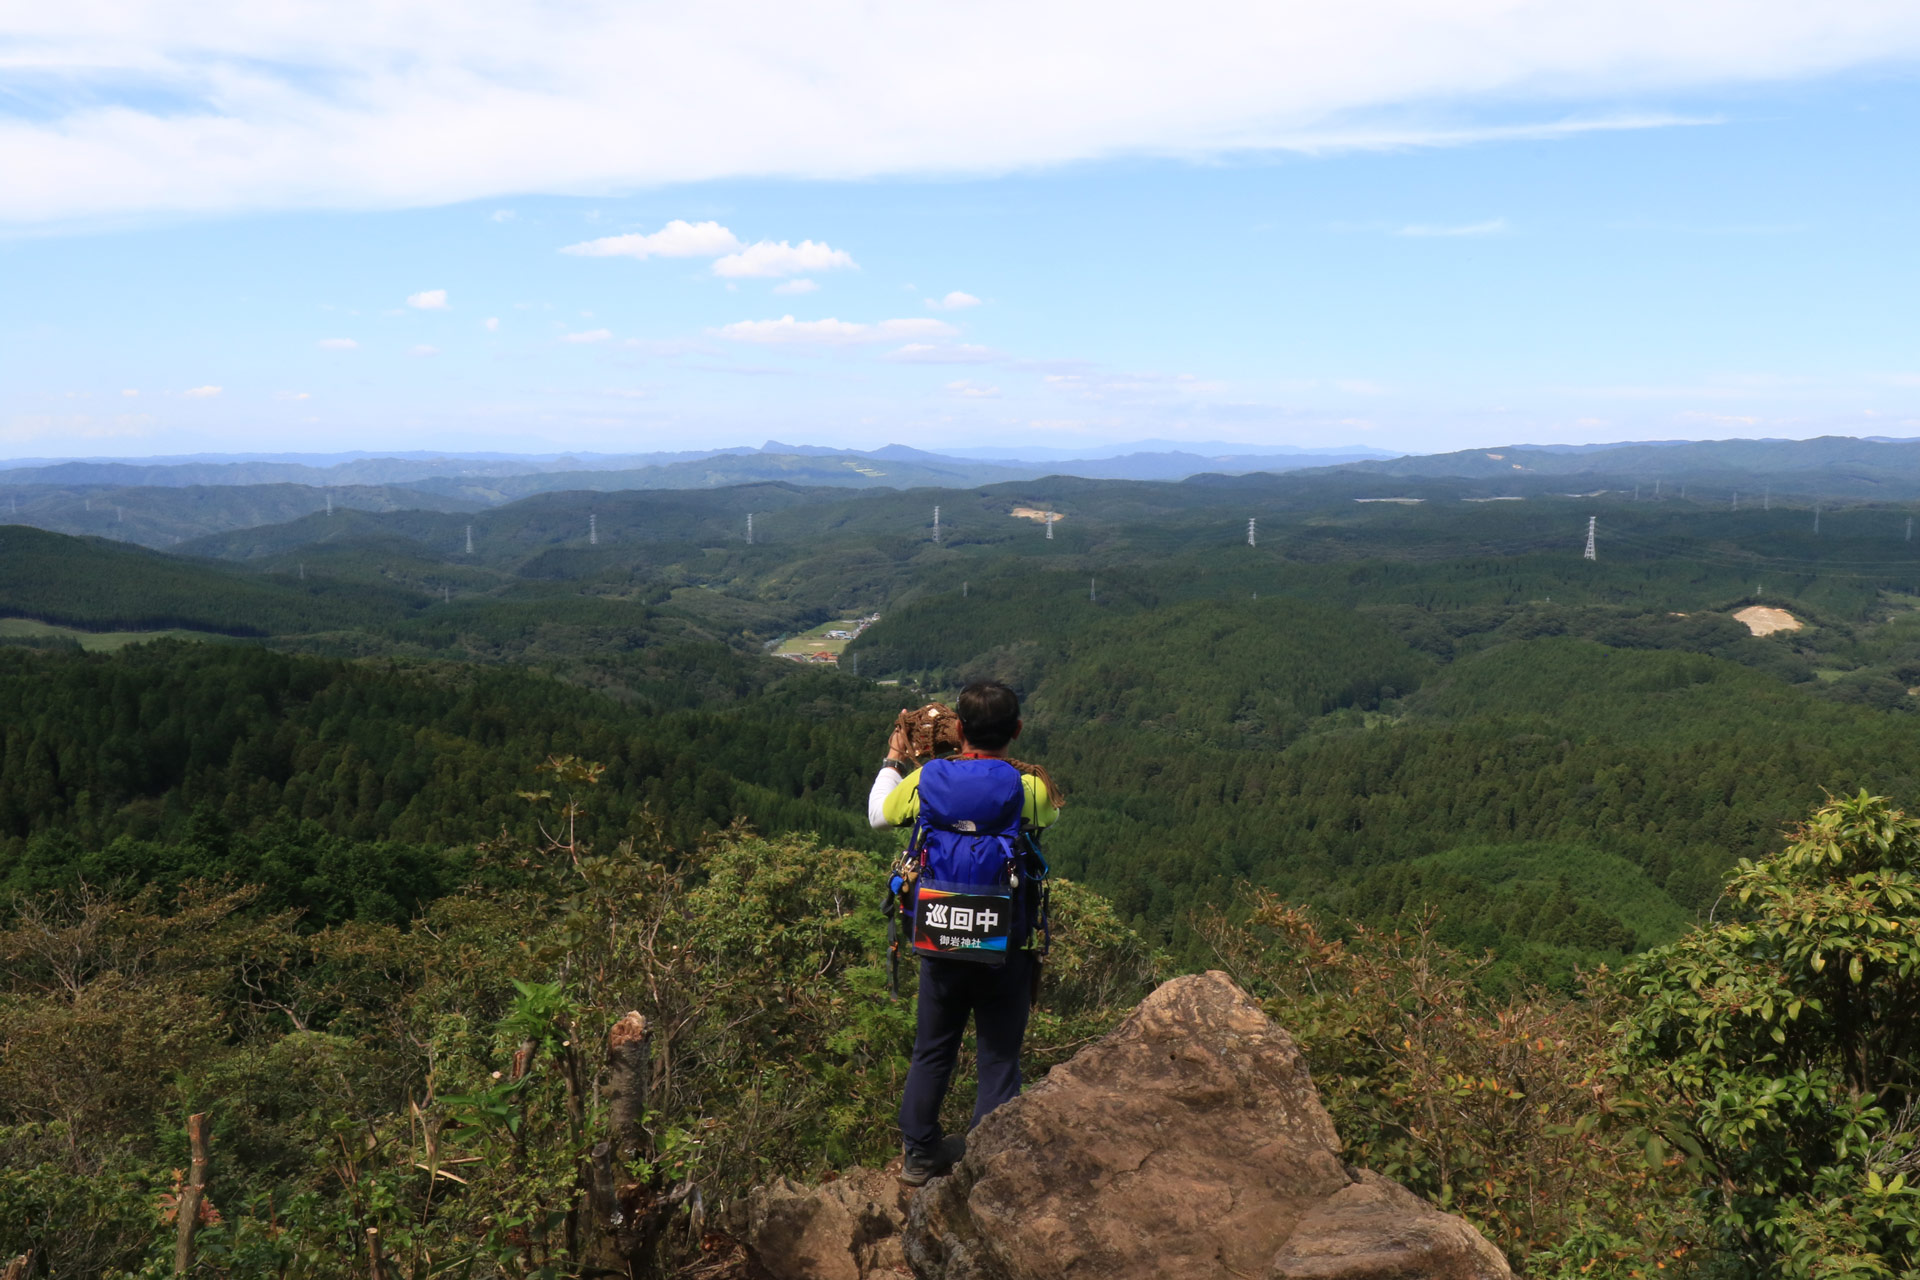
left=867, top=760, right=1060, bottom=831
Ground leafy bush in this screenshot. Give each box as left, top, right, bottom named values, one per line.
left=1619, top=790, right=1920, bottom=1276
left=1200, top=892, right=1708, bottom=1274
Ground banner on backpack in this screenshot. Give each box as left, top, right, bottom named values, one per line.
left=912, top=885, right=1013, bottom=964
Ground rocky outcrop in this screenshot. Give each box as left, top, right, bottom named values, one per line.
left=734, top=1167, right=913, bottom=1280
left=737, top=972, right=1510, bottom=1280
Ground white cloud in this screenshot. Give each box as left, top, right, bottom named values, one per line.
left=773, top=278, right=820, bottom=295
left=561, top=328, right=613, bottom=343
left=1395, top=218, right=1509, bottom=237
left=278, top=391, right=311, bottom=400
left=490, top=209, right=516, bottom=222
left=927, top=291, right=982, bottom=310
left=714, top=315, right=957, bottom=345
left=484, top=316, right=500, bottom=331
left=317, top=337, right=358, bottom=349
left=411, top=344, right=441, bottom=356
left=120, top=388, right=138, bottom=397
left=887, top=343, right=1000, bottom=364
left=712, top=240, right=857, bottom=279
left=562, top=220, right=742, bottom=260
left=4, top=5, right=1898, bottom=223
left=407, top=288, right=449, bottom=309
left=183, top=385, right=221, bottom=397
left=946, top=379, right=1001, bottom=398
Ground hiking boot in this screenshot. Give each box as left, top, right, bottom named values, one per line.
left=898, top=1135, right=965, bottom=1187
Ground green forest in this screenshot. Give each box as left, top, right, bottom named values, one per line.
left=10, top=465, right=1920, bottom=1277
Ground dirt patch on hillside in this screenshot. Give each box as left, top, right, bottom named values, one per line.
left=1010, top=507, right=1063, bottom=522
left=1734, top=606, right=1803, bottom=637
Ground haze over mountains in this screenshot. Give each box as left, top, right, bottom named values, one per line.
left=0, top=434, right=1917, bottom=550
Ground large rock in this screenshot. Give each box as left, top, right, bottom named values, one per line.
left=735, top=972, right=1510, bottom=1280
left=904, top=971, right=1511, bottom=1280
left=734, top=1166, right=913, bottom=1280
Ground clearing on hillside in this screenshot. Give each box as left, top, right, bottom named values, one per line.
left=774, top=614, right=880, bottom=663
left=1010, top=506, right=1063, bottom=523
left=1734, top=606, right=1803, bottom=636
left=0, top=617, right=211, bottom=651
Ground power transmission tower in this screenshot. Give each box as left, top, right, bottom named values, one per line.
left=962, top=581, right=968, bottom=598
left=298, top=563, right=304, bottom=581
left=465, top=525, right=473, bottom=554
left=1045, top=510, right=1055, bottom=540
left=1247, top=518, right=1256, bottom=547
left=443, top=585, right=450, bottom=604
left=1089, top=576, right=1096, bottom=602
left=1764, top=487, right=1770, bottom=511
left=1732, top=492, right=1738, bottom=511
left=326, top=492, right=333, bottom=515
left=1907, top=517, right=1913, bottom=544
left=590, top=513, right=598, bottom=546
left=932, top=505, right=940, bottom=544
left=746, top=513, right=753, bottom=546
left=1814, top=506, right=1821, bottom=535
left=1583, top=516, right=1597, bottom=561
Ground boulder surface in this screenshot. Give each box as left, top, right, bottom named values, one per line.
left=739, top=971, right=1510, bottom=1280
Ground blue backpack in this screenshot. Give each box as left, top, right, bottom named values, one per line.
left=891, top=757, right=1048, bottom=974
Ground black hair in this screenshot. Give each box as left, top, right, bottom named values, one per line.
left=956, top=680, right=1020, bottom=751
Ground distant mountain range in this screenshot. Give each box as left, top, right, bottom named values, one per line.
left=0, top=440, right=1398, bottom=492
left=1309, top=436, right=1920, bottom=499
left=5, top=434, right=1920, bottom=551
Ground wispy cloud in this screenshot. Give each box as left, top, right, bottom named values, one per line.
left=714, top=315, right=955, bottom=345
left=484, top=317, right=500, bottom=331
left=562, top=220, right=742, bottom=260
left=926, top=291, right=982, bottom=310
left=561, top=328, right=613, bottom=343
left=183, top=385, right=221, bottom=398
left=888, top=343, right=1000, bottom=364
left=946, top=379, right=1000, bottom=398
left=4, top=0, right=1867, bottom=230
left=407, top=289, right=449, bottom=309
left=1394, top=218, right=1508, bottom=238
left=773, top=278, right=819, bottom=295
left=317, top=337, right=358, bottom=350
left=712, top=240, right=856, bottom=279
left=410, top=344, right=440, bottom=357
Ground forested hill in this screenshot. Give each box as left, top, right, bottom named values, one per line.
left=6, top=470, right=1920, bottom=983
left=0, top=641, right=892, bottom=922
left=1314, top=434, right=1920, bottom=498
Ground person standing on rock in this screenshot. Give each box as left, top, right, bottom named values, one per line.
left=868, top=680, right=1061, bottom=1186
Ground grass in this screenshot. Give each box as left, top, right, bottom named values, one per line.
left=0, top=617, right=213, bottom=652
left=775, top=619, right=865, bottom=658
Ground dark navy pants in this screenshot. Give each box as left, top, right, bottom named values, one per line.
left=898, top=950, right=1033, bottom=1155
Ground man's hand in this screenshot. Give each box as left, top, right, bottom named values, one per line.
left=886, top=713, right=918, bottom=768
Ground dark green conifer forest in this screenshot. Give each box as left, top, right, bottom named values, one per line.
left=8, top=466, right=1920, bottom=1276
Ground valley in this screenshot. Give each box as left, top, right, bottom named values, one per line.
left=7, top=441, right=1920, bottom=1276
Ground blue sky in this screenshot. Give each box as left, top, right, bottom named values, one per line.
left=4, top=3, right=1919, bottom=459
